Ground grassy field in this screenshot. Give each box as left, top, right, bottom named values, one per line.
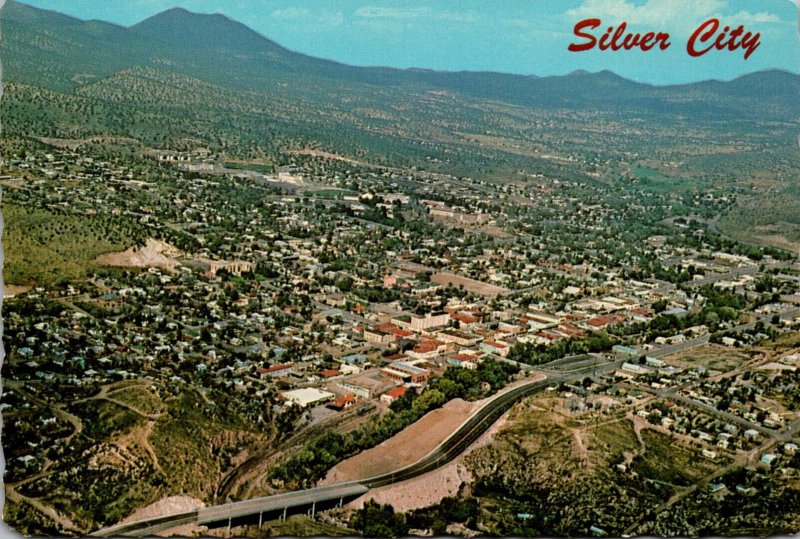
left=107, top=386, right=166, bottom=417
left=2, top=202, right=140, bottom=285
left=633, top=166, right=695, bottom=193
left=717, top=185, right=800, bottom=252
left=591, top=419, right=640, bottom=458
left=631, top=430, right=718, bottom=487
left=223, top=161, right=274, bottom=174
left=667, top=345, right=751, bottom=372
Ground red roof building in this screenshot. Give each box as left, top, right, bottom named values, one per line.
left=381, top=386, right=408, bottom=404
left=256, top=364, right=293, bottom=378
left=329, top=394, right=357, bottom=410
left=451, top=313, right=479, bottom=326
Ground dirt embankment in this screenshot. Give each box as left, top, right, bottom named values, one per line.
left=120, top=495, right=204, bottom=523
left=119, top=495, right=206, bottom=537
left=5, top=284, right=33, bottom=297
left=321, top=398, right=478, bottom=485
left=350, top=414, right=512, bottom=513
left=325, top=374, right=546, bottom=512
left=95, top=238, right=181, bottom=270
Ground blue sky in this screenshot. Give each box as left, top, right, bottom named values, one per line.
left=15, top=0, right=800, bottom=84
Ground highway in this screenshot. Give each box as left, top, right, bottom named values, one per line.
left=360, top=376, right=555, bottom=487
left=91, top=511, right=199, bottom=538
left=98, top=308, right=797, bottom=537
left=92, top=358, right=626, bottom=537
left=197, top=483, right=370, bottom=525
left=358, top=357, right=627, bottom=491
left=90, top=288, right=800, bottom=537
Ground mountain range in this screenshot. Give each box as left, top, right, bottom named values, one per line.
left=2, top=0, right=799, bottom=172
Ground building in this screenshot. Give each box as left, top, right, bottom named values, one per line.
left=621, top=362, right=651, bottom=375
left=340, top=354, right=368, bottom=365
left=338, top=375, right=396, bottom=399
left=363, top=327, right=395, bottom=345
left=525, top=312, right=561, bottom=330
left=381, top=360, right=430, bottom=384
left=392, top=311, right=450, bottom=332
left=256, top=364, right=293, bottom=378
left=282, top=388, right=335, bottom=408
left=365, top=323, right=413, bottom=344
left=585, top=314, right=625, bottom=330
left=645, top=357, right=665, bottom=368
left=436, top=329, right=480, bottom=346
left=447, top=353, right=480, bottom=369
left=480, top=340, right=510, bottom=357
left=450, top=312, right=480, bottom=328
left=702, top=449, right=717, bottom=460
left=319, top=369, right=344, bottom=380
left=612, top=345, right=638, bottom=356
left=328, top=394, right=357, bottom=411
left=406, top=340, right=447, bottom=360
left=381, top=386, right=408, bottom=405
left=760, top=453, right=779, bottom=467
left=339, top=363, right=361, bottom=375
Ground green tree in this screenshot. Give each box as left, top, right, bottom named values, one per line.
left=351, top=500, right=408, bottom=538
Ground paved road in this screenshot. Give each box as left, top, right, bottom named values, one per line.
left=92, top=310, right=796, bottom=538
left=92, top=360, right=628, bottom=537
left=197, top=483, right=370, bottom=524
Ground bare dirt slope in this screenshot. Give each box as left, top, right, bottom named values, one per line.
left=119, top=495, right=206, bottom=538
left=322, top=374, right=545, bottom=486
left=321, top=398, right=478, bottom=485
left=349, top=414, right=511, bottom=512
left=120, top=495, right=204, bottom=523
left=95, top=238, right=181, bottom=270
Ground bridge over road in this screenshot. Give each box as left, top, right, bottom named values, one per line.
left=198, top=483, right=370, bottom=527
left=92, top=483, right=370, bottom=537
left=94, top=361, right=626, bottom=538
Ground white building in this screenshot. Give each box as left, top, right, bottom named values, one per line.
left=282, top=388, right=335, bottom=408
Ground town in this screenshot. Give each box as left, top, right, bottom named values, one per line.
left=4, top=138, right=800, bottom=536
left=3, top=1, right=800, bottom=535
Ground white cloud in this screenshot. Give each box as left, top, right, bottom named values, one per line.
left=433, top=11, right=480, bottom=23
left=565, top=0, right=725, bottom=27
left=353, top=6, right=431, bottom=19
left=729, top=10, right=782, bottom=24
left=565, top=0, right=791, bottom=34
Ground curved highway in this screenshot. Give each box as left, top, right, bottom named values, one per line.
left=361, top=375, right=553, bottom=488
left=94, top=359, right=623, bottom=537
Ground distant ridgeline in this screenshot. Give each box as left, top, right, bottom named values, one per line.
left=1, top=0, right=800, bottom=174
